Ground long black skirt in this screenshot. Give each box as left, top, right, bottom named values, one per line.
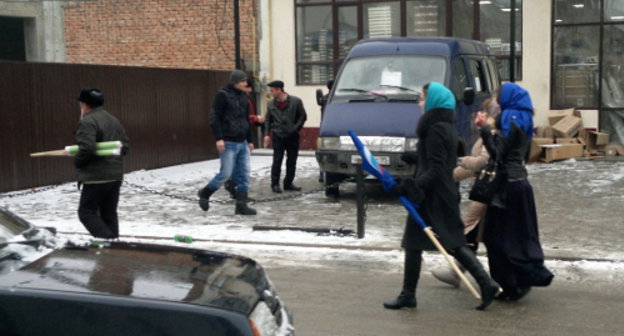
left=483, top=179, right=554, bottom=291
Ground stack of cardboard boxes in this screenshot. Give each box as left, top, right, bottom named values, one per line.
left=529, top=108, right=624, bottom=162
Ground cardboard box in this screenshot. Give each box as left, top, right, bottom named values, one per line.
left=548, top=108, right=581, bottom=126
left=535, top=126, right=554, bottom=139
left=528, top=137, right=554, bottom=162
left=555, top=137, right=578, bottom=144
left=541, top=144, right=584, bottom=162
left=586, top=131, right=609, bottom=149
left=552, top=115, right=583, bottom=138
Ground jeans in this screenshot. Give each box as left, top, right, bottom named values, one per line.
left=206, top=141, right=250, bottom=193
left=78, top=181, right=122, bottom=239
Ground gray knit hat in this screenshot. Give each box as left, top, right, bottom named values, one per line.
left=229, top=70, right=247, bottom=84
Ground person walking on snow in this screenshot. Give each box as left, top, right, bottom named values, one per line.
left=383, top=82, right=502, bottom=311
left=197, top=70, right=256, bottom=215
left=479, top=82, right=553, bottom=301
left=74, top=88, right=129, bottom=239
left=431, top=96, right=500, bottom=287
left=264, top=80, right=307, bottom=193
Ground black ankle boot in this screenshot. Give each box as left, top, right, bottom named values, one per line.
left=453, top=246, right=502, bottom=310
left=197, top=187, right=216, bottom=211
left=235, top=191, right=257, bottom=215
left=224, top=180, right=236, bottom=199
left=383, top=291, right=416, bottom=310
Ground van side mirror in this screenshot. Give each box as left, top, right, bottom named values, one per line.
left=316, top=89, right=326, bottom=106
left=463, top=87, right=475, bottom=105
left=327, top=79, right=334, bottom=90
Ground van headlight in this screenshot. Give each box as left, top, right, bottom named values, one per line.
left=406, top=138, right=419, bottom=151
left=318, top=137, right=340, bottom=150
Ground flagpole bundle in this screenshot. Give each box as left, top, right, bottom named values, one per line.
left=348, top=130, right=481, bottom=300
left=30, top=141, right=122, bottom=157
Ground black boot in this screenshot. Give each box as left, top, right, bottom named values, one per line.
left=235, top=191, right=257, bottom=215
left=197, top=187, right=216, bottom=211
left=224, top=180, right=237, bottom=199
left=383, top=290, right=416, bottom=309
left=384, top=249, right=421, bottom=310
left=453, top=246, right=502, bottom=310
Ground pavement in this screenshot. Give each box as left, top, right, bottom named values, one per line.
left=2, top=152, right=623, bottom=335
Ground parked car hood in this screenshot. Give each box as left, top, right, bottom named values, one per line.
left=0, top=242, right=270, bottom=315
left=319, top=101, right=423, bottom=137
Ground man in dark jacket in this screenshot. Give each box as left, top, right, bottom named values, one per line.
left=198, top=70, right=256, bottom=215
left=75, top=88, right=129, bottom=239
left=263, top=80, right=307, bottom=193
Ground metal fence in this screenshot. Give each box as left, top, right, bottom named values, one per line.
left=0, top=61, right=230, bottom=192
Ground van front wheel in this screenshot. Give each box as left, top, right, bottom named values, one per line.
left=324, top=172, right=343, bottom=198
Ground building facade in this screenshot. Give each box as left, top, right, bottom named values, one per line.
left=2, top=0, right=623, bottom=146
left=259, top=0, right=624, bottom=146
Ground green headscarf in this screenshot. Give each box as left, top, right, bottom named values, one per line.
left=424, top=82, right=456, bottom=112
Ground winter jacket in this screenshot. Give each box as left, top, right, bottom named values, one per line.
left=265, top=95, right=307, bottom=138
left=401, top=82, right=465, bottom=251
left=481, top=83, right=534, bottom=182
left=74, top=107, right=129, bottom=182
left=209, top=85, right=253, bottom=143
left=453, top=137, right=489, bottom=182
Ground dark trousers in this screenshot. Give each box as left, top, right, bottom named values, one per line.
left=78, top=181, right=122, bottom=239
left=271, top=134, right=299, bottom=186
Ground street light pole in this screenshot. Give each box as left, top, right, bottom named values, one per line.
left=509, top=0, right=516, bottom=82
left=234, top=0, right=241, bottom=69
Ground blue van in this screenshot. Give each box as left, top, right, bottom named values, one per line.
left=315, top=37, right=500, bottom=197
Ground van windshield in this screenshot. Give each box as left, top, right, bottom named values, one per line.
left=332, top=55, right=446, bottom=103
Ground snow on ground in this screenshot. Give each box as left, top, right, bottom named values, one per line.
left=2, top=153, right=624, bottom=280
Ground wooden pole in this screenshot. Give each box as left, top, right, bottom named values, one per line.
left=423, top=227, right=481, bottom=299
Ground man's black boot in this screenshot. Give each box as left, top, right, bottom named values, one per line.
left=453, top=246, right=503, bottom=310
left=271, top=185, right=282, bottom=193
left=235, top=191, right=257, bottom=215
left=224, top=180, right=236, bottom=199
left=197, top=187, right=216, bottom=211
left=283, top=183, right=301, bottom=191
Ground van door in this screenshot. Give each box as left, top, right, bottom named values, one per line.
left=451, top=56, right=496, bottom=152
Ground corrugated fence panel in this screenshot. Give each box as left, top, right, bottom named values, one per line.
left=0, top=61, right=230, bottom=192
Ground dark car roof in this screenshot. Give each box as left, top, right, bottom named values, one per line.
left=0, top=241, right=268, bottom=316
left=347, top=37, right=491, bottom=58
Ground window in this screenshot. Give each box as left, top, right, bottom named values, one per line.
left=295, top=0, right=522, bottom=85
left=480, top=0, right=523, bottom=81
left=0, top=16, right=26, bottom=61
left=553, top=0, right=624, bottom=145
left=451, top=57, right=468, bottom=99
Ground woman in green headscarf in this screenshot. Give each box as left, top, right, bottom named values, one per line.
left=384, top=82, right=501, bottom=311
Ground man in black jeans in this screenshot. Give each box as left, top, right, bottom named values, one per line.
left=263, top=80, right=307, bottom=193
left=75, top=88, right=129, bottom=239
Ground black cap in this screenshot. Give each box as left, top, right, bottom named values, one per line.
left=267, top=80, right=284, bottom=89
left=77, top=88, right=104, bottom=107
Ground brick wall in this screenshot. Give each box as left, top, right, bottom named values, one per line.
left=63, top=0, right=256, bottom=71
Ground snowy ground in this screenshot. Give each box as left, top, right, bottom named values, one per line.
left=1, top=152, right=624, bottom=283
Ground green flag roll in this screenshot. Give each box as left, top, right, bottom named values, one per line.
left=31, top=141, right=122, bottom=157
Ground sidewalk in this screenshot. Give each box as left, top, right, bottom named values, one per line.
left=1, top=156, right=623, bottom=263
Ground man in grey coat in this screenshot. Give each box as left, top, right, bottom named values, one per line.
left=75, top=88, right=129, bottom=239
left=264, top=80, right=307, bottom=193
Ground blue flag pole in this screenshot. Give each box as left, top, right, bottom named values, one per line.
left=348, top=130, right=481, bottom=299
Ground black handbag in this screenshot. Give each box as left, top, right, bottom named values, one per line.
left=468, top=159, right=504, bottom=204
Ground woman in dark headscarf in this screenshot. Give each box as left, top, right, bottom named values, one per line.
left=480, top=82, right=554, bottom=301
left=384, top=82, right=502, bottom=311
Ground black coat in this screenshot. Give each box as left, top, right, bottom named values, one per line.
left=265, top=95, right=307, bottom=139
left=209, top=85, right=253, bottom=143
left=74, top=107, right=129, bottom=182
left=401, top=108, right=465, bottom=251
